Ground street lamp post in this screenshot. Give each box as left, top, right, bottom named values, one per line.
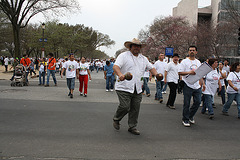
left=41, top=23, right=45, bottom=58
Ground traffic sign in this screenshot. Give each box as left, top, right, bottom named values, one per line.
left=165, top=47, right=174, bottom=56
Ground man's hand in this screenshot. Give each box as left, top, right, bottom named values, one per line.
left=202, top=84, right=206, bottom=92
left=233, top=86, right=239, bottom=91
left=77, top=75, right=79, bottom=79
left=61, top=74, right=63, bottom=78
left=118, top=74, right=125, bottom=81
left=189, top=70, right=196, bottom=75
left=89, top=76, right=92, bottom=80
left=164, top=79, right=167, bottom=84
left=104, top=76, right=106, bottom=80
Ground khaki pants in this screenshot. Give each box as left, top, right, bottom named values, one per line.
left=113, top=90, right=142, bottom=129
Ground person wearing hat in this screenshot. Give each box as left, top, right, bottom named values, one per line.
left=112, top=38, right=161, bottom=135
left=164, top=53, right=180, bottom=109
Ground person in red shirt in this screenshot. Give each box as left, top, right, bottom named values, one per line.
left=45, top=53, right=57, bottom=87
left=20, top=54, right=31, bottom=82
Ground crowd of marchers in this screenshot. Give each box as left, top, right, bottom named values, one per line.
left=1, top=38, right=240, bottom=135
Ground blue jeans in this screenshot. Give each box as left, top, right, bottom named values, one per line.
left=106, top=75, right=115, bottom=90
left=218, top=86, right=226, bottom=105
left=39, top=71, right=45, bottom=85
left=67, top=78, right=75, bottom=90
left=46, top=69, right=57, bottom=85
left=223, top=93, right=240, bottom=117
left=162, top=82, right=168, bottom=92
left=202, top=94, right=214, bottom=115
left=142, top=77, right=150, bottom=95
left=182, top=84, right=202, bottom=121
left=155, top=80, right=164, bottom=100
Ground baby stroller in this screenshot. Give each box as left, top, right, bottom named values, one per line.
left=11, top=64, right=28, bottom=87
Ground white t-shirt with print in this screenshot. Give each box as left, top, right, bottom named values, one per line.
left=4, top=58, right=9, bottom=65
left=79, top=62, right=89, bottom=75
left=114, top=51, right=153, bottom=94
left=178, top=58, right=202, bottom=89
left=63, top=60, right=79, bottom=78
left=226, top=72, right=240, bottom=94
left=203, top=69, right=220, bottom=96
left=166, top=62, right=179, bottom=84
left=219, top=69, right=226, bottom=87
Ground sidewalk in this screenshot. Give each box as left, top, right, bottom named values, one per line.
left=0, top=65, right=13, bottom=80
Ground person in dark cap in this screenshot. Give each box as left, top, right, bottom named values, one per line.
left=164, top=53, right=180, bottom=109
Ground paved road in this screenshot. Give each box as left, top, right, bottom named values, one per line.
left=0, top=70, right=240, bottom=160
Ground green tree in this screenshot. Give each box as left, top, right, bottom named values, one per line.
left=0, top=0, right=80, bottom=58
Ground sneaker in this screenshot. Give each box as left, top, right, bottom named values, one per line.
left=182, top=121, right=191, bottom=127
left=189, top=118, right=195, bottom=124
left=45, top=84, right=49, bottom=87
left=209, top=114, right=214, bottom=120
left=222, top=111, right=229, bottom=116
left=70, top=94, right=73, bottom=99
left=169, top=105, right=176, bottom=109
left=146, top=94, right=151, bottom=97
left=113, top=120, right=120, bottom=130
left=68, top=92, right=71, bottom=96
left=110, top=89, right=114, bottom=92
left=106, top=90, right=109, bottom=92
left=162, top=91, right=167, bottom=94
left=128, top=128, right=140, bottom=135
left=84, top=94, right=87, bottom=97
left=159, top=99, right=163, bottom=103
left=80, top=92, right=83, bottom=96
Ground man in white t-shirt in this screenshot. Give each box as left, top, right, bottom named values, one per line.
left=4, top=56, right=9, bottom=72
left=153, top=53, right=168, bottom=103
left=61, top=53, right=79, bottom=99
left=178, top=46, right=206, bottom=127
left=164, top=53, right=179, bottom=109
left=112, top=38, right=161, bottom=135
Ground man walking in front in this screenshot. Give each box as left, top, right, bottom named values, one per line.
left=112, top=38, right=161, bottom=135
left=178, top=46, right=205, bottom=127
left=45, top=53, right=57, bottom=87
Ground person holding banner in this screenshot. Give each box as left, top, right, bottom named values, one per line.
left=178, top=46, right=206, bottom=127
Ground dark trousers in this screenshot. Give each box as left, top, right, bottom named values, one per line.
left=182, top=83, right=202, bottom=121
left=166, top=82, right=178, bottom=106
left=113, top=90, right=142, bottom=129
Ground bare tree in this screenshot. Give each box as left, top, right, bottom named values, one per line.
left=0, top=0, right=80, bottom=58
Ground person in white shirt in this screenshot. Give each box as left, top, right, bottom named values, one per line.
left=79, top=57, right=91, bottom=97
left=61, top=53, right=79, bottom=98
left=223, top=59, right=230, bottom=86
left=4, top=56, right=9, bottom=72
left=178, top=46, right=206, bottom=127
left=164, top=53, right=179, bottom=109
left=112, top=38, right=161, bottom=135
left=222, top=62, right=240, bottom=119
left=152, top=53, right=168, bottom=103
left=142, top=56, right=151, bottom=97
left=201, top=59, right=221, bottom=119
left=218, top=61, right=227, bottom=105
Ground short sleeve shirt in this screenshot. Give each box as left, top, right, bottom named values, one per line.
left=48, top=58, right=56, bottom=70
left=63, top=60, right=79, bottom=78
left=203, top=69, right=220, bottom=96
left=178, top=58, right=202, bottom=89
left=153, top=60, right=167, bottom=81
left=166, top=62, right=179, bottom=84
left=79, top=62, right=89, bottom=75
left=114, top=51, right=153, bottom=94
left=226, top=72, right=240, bottom=94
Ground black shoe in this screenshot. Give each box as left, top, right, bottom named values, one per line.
left=209, top=114, right=214, bottom=120
left=159, top=99, right=163, bottom=103
left=113, top=120, right=120, bottom=130
left=222, top=111, right=229, bottom=116
left=128, top=128, right=140, bottom=135
left=68, top=92, right=71, bottom=96
left=70, top=94, right=73, bottom=99
left=45, top=84, right=49, bottom=87
left=84, top=94, right=87, bottom=97
left=80, top=92, right=83, bottom=96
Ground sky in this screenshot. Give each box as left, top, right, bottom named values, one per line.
left=31, top=0, right=211, bottom=57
